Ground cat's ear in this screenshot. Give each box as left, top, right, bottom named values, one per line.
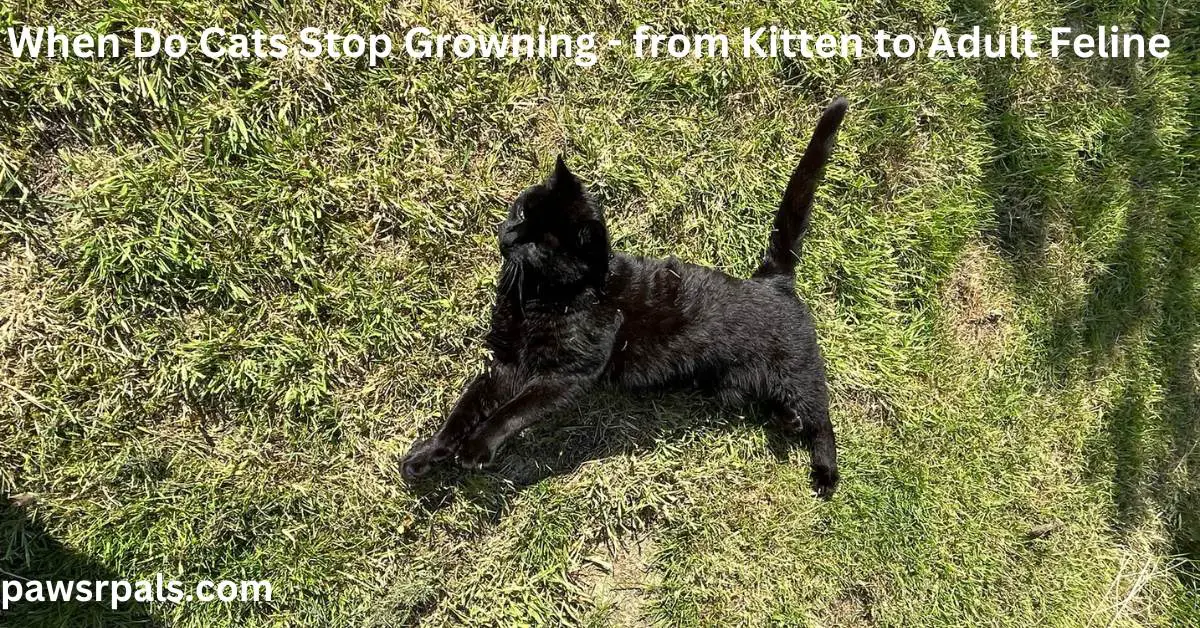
left=547, top=154, right=582, bottom=196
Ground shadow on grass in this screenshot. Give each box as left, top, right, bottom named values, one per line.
left=979, top=42, right=1199, bottom=595
left=398, top=390, right=814, bottom=622
left=1, top=502, right=157, bottom=626
left=403, top=390, right=808, bottom=501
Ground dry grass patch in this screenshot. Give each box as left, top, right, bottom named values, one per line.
left=943, top=242, right=1017, bottom=355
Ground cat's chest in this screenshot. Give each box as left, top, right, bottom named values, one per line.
left=486, top=302, right=619, bottom=369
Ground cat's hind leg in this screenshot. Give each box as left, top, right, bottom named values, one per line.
left=715, top=367, right=839, bottom=498
left=767, top=389, right=839, bottom=498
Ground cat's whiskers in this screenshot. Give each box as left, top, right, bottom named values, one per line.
left=516, top=263, right=526, bottom=307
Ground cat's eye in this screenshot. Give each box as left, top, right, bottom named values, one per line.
left=516, top=209, right=525, bottom=221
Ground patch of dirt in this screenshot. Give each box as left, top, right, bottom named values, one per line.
left=0, top=246, right=57, bottom=352
left=943, top=244, right=1015, bottom=353
left=822, top=581, right=881, bottom=627
left=574, top=535, right=661, bottom=626
left=820, top=581, right=888, bottom=628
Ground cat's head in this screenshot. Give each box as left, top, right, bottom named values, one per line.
left=498, top=156, right=609, bottom=296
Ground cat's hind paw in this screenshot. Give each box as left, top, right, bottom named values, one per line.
left=810, top=463, right=840, bottom=499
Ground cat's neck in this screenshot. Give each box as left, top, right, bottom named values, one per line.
left=499, top=275, right=602, bottom=312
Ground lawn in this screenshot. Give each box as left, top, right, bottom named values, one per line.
left=1, top=0, right=1198, bottom=625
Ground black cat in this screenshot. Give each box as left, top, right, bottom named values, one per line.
left=403, top=97, right=848, bottom=497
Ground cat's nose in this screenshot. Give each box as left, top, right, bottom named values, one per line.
left=499, top=227, right=519, bottom=249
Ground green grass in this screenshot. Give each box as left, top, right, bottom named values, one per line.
left=2, top=0, right=1198, bottom=625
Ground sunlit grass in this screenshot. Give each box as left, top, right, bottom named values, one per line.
left=1, top=0, right=1197, bottom=625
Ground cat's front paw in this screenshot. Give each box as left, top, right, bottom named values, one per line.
left=401, top=438, right=452, bottom=482
left=456, top=436, right=497, bottom=470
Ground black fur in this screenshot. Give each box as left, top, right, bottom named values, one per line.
left=402, top=97, right=848, bottom=497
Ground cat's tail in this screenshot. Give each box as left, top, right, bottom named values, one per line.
left=752, top=96, right=848, bottom=280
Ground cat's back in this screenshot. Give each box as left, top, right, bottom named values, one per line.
left=604, top=252, right=817, bottom=387
left=606, top=252, right=810, bottom=325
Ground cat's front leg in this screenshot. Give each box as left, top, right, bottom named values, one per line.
left=401, top=365, right=514, bottom=481
left=456, top=376, right=590, bottom=468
